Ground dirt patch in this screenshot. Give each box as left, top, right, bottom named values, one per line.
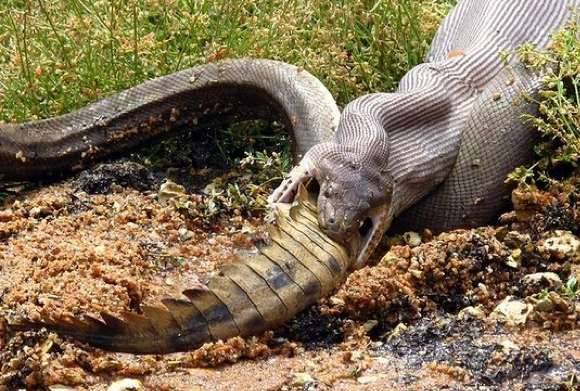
left=0, top=167, right=578, bottom=390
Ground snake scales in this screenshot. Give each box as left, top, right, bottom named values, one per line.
left=3, top=0, right=578, bottom=352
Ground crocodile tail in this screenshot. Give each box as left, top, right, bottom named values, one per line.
left=10, top=186, right=352, bottom=354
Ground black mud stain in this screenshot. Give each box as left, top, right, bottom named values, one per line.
left=72, top=160, right=158, bottom=194
left=383, top=316, right=492, bottom=372
left=379, top=317, right=558, bottom=387
left=275, top=306, right=346, bottom=349
left=533, top=203, right=579, bottom=236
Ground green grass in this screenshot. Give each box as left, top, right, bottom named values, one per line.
left=0, top=0, right=452, bottom=123
left=507, top=18, right=579, bottom=186
left=520, top=20, right=580, bottom=160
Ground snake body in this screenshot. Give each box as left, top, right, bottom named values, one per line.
left=3, top=0, right=578, bottom=352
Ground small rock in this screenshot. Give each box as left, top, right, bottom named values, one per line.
left=505, top=248, right=522, bottom=269
left=494, top=226, right=509, bottom=241
left=94, top=245, right=106, bottom=257
left=543, top=231, right=580, bottom=262
left=403, top=231, right=422, bottom=247
left=522, top=272, right=562, bottom=290
left=492, top=296, right=532, bottom=325
left=477, top=283, right=489, bottom=296
left=388, top=323, right=408, bottom=340
left=503, top=231, right=531, bottom=248
left=438, top=232, right=457, bottom=242
left=107, top=379, right=143, bottom=391
left=498, top=338, right=519, bottom=353
left=158, top=180, right=187, bottom=203
left=370, top=341, right=384, bottom=349
left=350, top=350, right=365, bottom=361
left=29, top=206, right=43, bottom=218
left=40, top=338, right=55, bottom=354
left=528, top=291, right=570, bottom=313
left=533, top=297, right=554, bottom=312
left=409, top=269, right=423, bottom=279
left=178, top=228, right=193, bottom=242
left=379, top=252, right=401, bottom=265
left=362, top=319, right=379, bottom=333
left=329, top=297, right=345, bottom=307
left=357, top=374, right=388, bottom=384
left=48, top=386, right=76, bottom=391
left=112, top=201, right=123, bottom=213
left=458, top=305, right=486, bottom=320
left=290, top=372, right=314, bottom=386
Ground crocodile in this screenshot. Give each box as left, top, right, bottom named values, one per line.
left=11, top=185, right=352, bottom=354
left=3, top=0, right=578, bottom=353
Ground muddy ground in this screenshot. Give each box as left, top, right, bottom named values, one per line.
left=0, top=141, right=578, bottom=390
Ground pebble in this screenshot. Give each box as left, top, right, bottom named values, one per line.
left=107, top=379, right=144, bottom=391
left=458, top=305, right=486, bottom=320
left=158, top=180, right=187, bottom=203
left=362, top=319, right=379, bottom=333
left=403, top=231, right=422, bottom=247
left=529, top=291, right=569, bottom=313
left=521, top=272, right=562, bottom=290
left=28, top=206, right=43, bottom=218
left=505, top=248, right=522, bottom=268
left=357, top=374, right=388, bottom=384
left=178, top=227, right=194, bottom=241
left=543, top=231, right=580, bottom=261
left=388, top=323, right=408, bottom=340
left=94, top=244, right=106, bottom=257
left=290, top=372, right=314, bottom=386
left=503, top=231, right=531, bottom=248
left=533, top=297, right=554, bottom=312
left=112, top=201, right=123, bottom=213
left=379, top=252, right=401, bottom=265
left=329, top=297, right=345, bottom=306
left=498, top=338, right=519, bottom=353
left=492, top=296, right=532, bottom=325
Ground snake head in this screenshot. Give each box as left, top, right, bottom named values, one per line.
left=269, top=145, right=393, bottom=268
left=317, top=152, right=391, bottom=220
left=315, top=154, right=393, bottom=266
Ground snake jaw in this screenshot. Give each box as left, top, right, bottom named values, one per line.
left=352, top=204, right=392, bottom=269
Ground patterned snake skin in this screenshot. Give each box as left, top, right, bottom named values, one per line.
left=0, top=59, right=340, bottom=178
left=272, top=0, right=579, bottom=267
left=2, top=0, right=579, bottom=353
